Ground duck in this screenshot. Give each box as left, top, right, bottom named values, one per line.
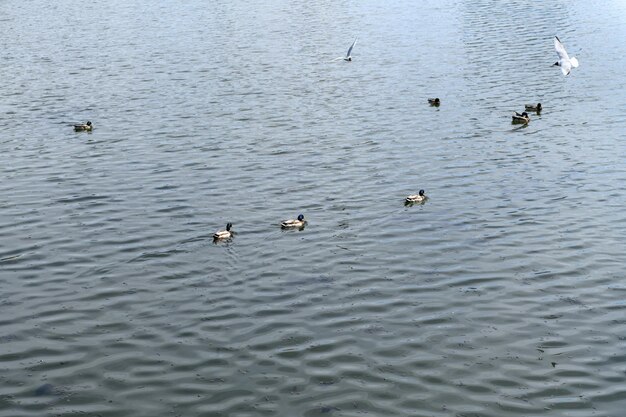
left=525, top=103, right=542, bottom=112
left=428, top=98, right=440, bottom=106
left=213, top=223, right=233, bottom=240
left=281, top=214, right=306, bottom=229
left=405, top=189, right=427, bottom=204
left=512, top=112, right=530, bottom=124
left=74, top=121, right=93, bottom=132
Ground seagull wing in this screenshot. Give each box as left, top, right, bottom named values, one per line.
left=346, top=37, right=357, bottom=57
left=554, top=36, right=570, bottom=61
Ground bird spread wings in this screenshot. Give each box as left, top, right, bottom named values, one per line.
left=554, top=36, right=570, bottom=61
left=347, top=38, right=357, bottom=57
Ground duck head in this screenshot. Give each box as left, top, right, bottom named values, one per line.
left=536, top=103, right=542, bottom=111
left=86, top=121, right=92, bottom=126
left=419, top=190, right=425, bottom=196
left=297, top=214, right=304, bottom=221
left=226, top=222, right=232, bottom=231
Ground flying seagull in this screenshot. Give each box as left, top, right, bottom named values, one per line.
left=333, top=38, right=357, bottom=62
left=345, top=37, right=357, bottom=61
left=554, top=36, right=579, bottom=76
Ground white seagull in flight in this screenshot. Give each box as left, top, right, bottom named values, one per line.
left=333, top=38, right=357, bottom=62
left=553, top=36, right=579, bottom=76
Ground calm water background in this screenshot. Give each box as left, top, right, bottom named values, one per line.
left=1, top=0, right=626, bottom=416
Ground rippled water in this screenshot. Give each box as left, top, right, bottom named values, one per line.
left=2, top=0, right=626, bottom=416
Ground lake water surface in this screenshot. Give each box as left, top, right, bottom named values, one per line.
left=1, top=1, right=626, bottom=416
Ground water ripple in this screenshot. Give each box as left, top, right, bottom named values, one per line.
left=1, top=0, right=626, bottom=416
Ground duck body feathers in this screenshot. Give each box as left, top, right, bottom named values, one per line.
left=405, top=189, right=427, bottom=204
left=213, top=230, right=232, bottom=239
left=405, top=194, right=426, bottom=203
left=281, top=214, right=306, bottom=229
left=524, top=103, right=542, bottom=112
left=74, top=121, right=93, bottom=132
left=213, top=223, right=233, bottom=240
left=512, top=112, right=530, bottom=124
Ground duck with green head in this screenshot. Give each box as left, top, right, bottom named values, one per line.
left=512, top=112, right=530, bottom=124
left=525, top=103, right=542, bottom=112
left=405, top=189, right=427, bottom=204
left=213, top=223, right=233, bottom=240
left=281, top=214, right=306, bottom=229
left=74, top=121, right=93, bottom=132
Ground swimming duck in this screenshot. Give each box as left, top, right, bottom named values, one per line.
left=213, top=223, right=233, bottom=240
left=512, top=112, right=530, bottom=124
left=281, top=214, right=306, bottom=229
left=405, top=189, right=427, bottom=204
left=74, top=121, right=93, bottom=132
left=525, top=103, right=542, bottom=112
left=428, top=98, right=440, bottom=106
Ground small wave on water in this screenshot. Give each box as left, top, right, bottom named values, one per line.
left=1, top=0, right=626, bottom=416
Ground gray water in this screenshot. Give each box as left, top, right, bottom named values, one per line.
left=1, top=0, right=626, bottom=416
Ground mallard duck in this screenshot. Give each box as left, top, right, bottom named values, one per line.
left=281, top=214, right=306, bottom=228
left=512, top=112, right=530, bottom=124
left=405, top=189, right=427, bottom=203
left=428, top=98, right=440, bottom=106
left=554, top=36, right=579, bottom=76
left=525, top=103, right=542, bottom=112
left=213, top=223, right=233, bottom=240
left=74, top=121, right=93, bottom=132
